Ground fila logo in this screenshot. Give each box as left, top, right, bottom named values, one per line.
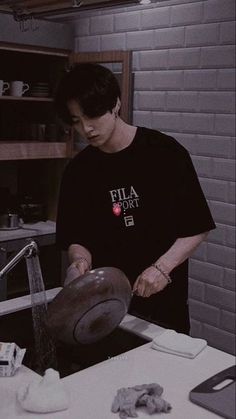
left=124, top=216, right=134, bottom=227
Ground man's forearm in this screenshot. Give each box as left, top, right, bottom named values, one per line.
left=156, top=231, right=209, bottom=274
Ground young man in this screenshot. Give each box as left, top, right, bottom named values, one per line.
left=55, top=63, right=216, bottom=334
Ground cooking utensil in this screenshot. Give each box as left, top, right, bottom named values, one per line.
left=189, top=365, right=236, bottom=419
left=0, top=213, right=20, bottom=230
left=46, top=267, right=132, bottom=345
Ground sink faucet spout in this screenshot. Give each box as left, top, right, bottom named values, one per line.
left=0, top=240, right=38, bottom=280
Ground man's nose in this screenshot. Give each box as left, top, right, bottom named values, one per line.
left=82, top=120, right=93, bottom=134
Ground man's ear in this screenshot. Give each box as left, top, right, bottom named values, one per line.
left=113, top=98, right=121, bottom=117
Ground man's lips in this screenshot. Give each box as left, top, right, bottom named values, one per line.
left=87, top=136, right=101, bottom=144
left=87, top=135, right=98, bottom=140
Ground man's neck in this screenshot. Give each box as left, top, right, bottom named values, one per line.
left=100, top=119, right=137, bottom=153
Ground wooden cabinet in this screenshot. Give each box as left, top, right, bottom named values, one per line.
left=0, top=43, right=132, bottom=161
left=0, top=44, right=133, bottom=221
left=0, top=42, right=72, bottom=161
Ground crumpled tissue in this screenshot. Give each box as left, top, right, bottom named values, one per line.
left=111, top=383, right=171, bottom=418
left=17, top=368, right=69, bottom=413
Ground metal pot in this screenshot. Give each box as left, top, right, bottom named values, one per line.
left=0, top=213, right=20, bottom=230
left=46, top=267, right=132, bottom=345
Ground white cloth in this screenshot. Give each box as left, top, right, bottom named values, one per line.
left=17, top=368, right=69, bottom=413
left=151, top=329, right=207, bottom=359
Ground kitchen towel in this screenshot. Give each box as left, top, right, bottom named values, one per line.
left=151, top=329, right=207, bottom=358
left=17, top=368, right=69, bottom=413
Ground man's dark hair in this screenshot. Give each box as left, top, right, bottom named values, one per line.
left=54, top=63, right=121, bottom=125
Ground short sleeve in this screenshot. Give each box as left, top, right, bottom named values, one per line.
left=174, top=150, right=216, bottom=237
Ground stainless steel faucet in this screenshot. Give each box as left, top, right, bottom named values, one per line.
left=0, top=240, right=38, bottom=280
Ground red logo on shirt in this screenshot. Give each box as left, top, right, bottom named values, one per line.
left=113, top=203, right=121, bottom=216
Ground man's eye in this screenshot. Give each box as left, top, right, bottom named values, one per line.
left=72, top=119, right=80, bottom=125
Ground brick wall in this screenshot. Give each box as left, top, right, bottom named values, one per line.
left=72, top=0, right=236, bottom=354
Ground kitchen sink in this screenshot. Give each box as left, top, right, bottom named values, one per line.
left=0, top=307, right=149, bottom=377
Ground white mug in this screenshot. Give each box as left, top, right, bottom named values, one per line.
left=0, top=80, right=10, bottom=96
left=10, top=80, right=30, bottom=97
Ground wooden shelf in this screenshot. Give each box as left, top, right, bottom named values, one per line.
left=0, top=46, right=132, bottom=163
left=0, top=96, right=53, bottom=102
left=0, top=41, right=69, bottom=57
left=0, top=142, right=68, bottom=160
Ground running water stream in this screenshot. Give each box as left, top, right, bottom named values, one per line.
left=26, top=254, right=58, bottom=374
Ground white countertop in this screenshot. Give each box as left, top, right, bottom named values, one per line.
left=0, top=342, right=234, bottom=419
left=0, top=221, right=56, bottom=242
left=0, top=289, right=235, bottom=419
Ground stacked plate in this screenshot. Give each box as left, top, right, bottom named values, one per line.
left=30, top=82, right=50, bottom=98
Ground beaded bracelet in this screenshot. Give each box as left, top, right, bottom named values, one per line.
left=151, top=263, right=172, bottom=284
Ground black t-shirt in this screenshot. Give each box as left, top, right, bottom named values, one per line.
left=56, top=127, right=215, bottom=329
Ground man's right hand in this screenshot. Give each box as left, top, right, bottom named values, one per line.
left=64, top=258, right=90, bottom=286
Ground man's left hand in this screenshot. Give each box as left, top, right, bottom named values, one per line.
left=133, top=266, right=169, bottom=298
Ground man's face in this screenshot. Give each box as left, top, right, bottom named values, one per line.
left=67, top=99, right=117, bottom=151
